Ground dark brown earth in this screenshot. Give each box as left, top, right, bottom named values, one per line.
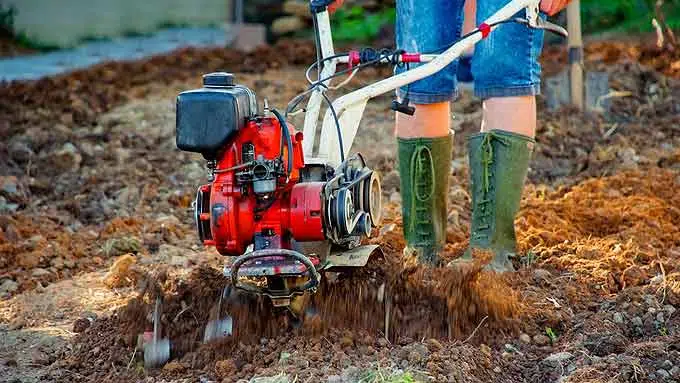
left=0, top=37, right=679, bottom=382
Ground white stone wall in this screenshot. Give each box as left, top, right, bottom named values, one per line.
left=8, top=0, right=232, bottom=47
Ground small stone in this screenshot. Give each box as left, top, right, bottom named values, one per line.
left=657, top=312, right=665, bottom=323
left=501, top=351, right=512, bottom=359
left=533, top=268, right=552, bottom=282
left=214, top=359, right=237, bottom=379
left=53, top=142, right=82, bottom=170
left=32, top=268, right=50, bottom=277
left=657, top=369, right=670, bottom=379
left=661, top=360, right=673, bottom=371
left=493, top=367, right=501, bottom=373
left=327, top=376, right=342, bottom=383
left=8, top=141, right=34, bottom=162
left=664, top=305, right=676, bottom=316
left=533, top=334, right=550, bottom=346
left=377, top=337, right=389, bottom=348
left=621, top=265, right=648, bottom=288
left=519, top=333, right=531, bottom=344
left=613, top=312, right=624, bottom=324
left=0, top=279, right=19, bottom=295
left=73, top=318, right=91, bottom=333
left=0, top=176, right=22, bottom=200
left=295, top=358, right=310, bottom=369
left=50, top=257, right=65, bottom=269
left=103, top=237, right=141, bottom=257
left=163, top=361, right=186, bottom=372
left=632, top=316, right=644, bottom=327
left=669, top=366, right=680, bottom=378
left=426, top=338, right=443, bottom=351
left=543, top=352, right=573, bottom=364
left=504, top=343, right=519, bottom=353
left=340, top=336, right=354, bottom=348
left=114, top=148, right=131, bottom=164
left=643, top=295, right=656, bottom=307
left=31, top=349, right=50, bottom=365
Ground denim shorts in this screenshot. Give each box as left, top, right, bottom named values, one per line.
left=395, top=0, right=545, bottom=102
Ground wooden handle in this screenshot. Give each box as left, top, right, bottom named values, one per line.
left=566, top=0, right=584, bottom=110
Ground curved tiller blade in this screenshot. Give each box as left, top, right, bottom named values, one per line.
left=144, top=297, right=170, bottom=368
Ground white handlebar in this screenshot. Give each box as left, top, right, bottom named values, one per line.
left=304, top=0, right=543, bottom=167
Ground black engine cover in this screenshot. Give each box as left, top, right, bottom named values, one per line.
left=176, top=73, right=256, bottom=159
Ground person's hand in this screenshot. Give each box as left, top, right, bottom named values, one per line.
left=328, top=0, right=344, bottom=13
left=540, top=0, right=571, bottom=16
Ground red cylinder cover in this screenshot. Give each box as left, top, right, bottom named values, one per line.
left=203, top=116, right=325, bottom=255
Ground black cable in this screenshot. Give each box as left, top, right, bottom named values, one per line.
left=307, top=19, right=518, bottom=88
left=321, top=91, right=344, bottom=162
left=271, top=109, right=294, bottom=176
left=305, top=53, right=350, bottom=84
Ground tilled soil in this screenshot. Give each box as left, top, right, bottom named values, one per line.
left=1, top=38, right=679, bottom=382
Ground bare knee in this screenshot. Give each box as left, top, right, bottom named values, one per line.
left=395, top=102, right=451, bottom=138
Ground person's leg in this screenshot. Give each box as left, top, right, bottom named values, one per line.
left=395, top=0, right=465, bottom=265
left=461, top=1, right=545, bottom=271
left=458, top=0, right=476, bottom=85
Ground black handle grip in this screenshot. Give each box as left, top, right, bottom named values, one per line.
left=391, top=99, right=416, bottom=116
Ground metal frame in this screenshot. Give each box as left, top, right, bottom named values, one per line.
left=302, top=0, right=544, bottom=168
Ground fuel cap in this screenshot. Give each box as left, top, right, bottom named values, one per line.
left=203, top=72, right=234, bottom=87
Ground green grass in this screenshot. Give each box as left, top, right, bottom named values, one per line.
left=358, top=369, right=419, bottom=383
left=581, top=0, right=680, bottom=34
left=330, top=6, right=396, bottom=42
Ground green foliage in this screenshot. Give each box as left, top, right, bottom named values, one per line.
left=0, top=1, right=17, bottom=37
left=581, top=0, right=680, bottom=34
left=331, top=6, right=395, bottom=42
left=545, top=327, right=558, bottom=343
left=521, top=250, right=537, bottom=268
left=360, top=370, right=417, bottom=383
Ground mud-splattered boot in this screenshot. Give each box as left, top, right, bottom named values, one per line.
left=398, top=135, right=453, bottom=266
left=455, top=130, right=535, bottom=272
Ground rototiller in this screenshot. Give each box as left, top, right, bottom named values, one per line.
left=144, top=0, right=567, bottom=367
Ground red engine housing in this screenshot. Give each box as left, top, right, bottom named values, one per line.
left=196, top=115, right=326, bottom=256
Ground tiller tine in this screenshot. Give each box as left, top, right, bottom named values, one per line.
left=203, top=286, right=234, bottom=343
left=144, top=297, right=170, bottom=368
left=322, top=244, right=383, bottom=270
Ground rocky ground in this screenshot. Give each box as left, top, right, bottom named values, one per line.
left=0, top=38, right=679, bottom=382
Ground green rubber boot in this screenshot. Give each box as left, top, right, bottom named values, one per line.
left=397, top=135, right=453, bottom=266
left=458, top=129, right=535, bottom=272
